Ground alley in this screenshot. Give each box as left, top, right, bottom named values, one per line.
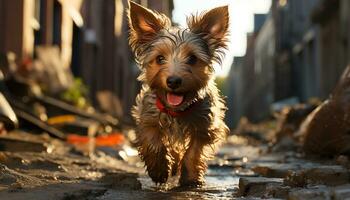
left=0, top=0, right=350, bottom=199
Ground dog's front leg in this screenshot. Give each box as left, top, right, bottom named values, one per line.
left=136, top=126, right=171, bottom=184
left=179, top=137, right=208, bottom=187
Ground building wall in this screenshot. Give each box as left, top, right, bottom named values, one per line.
left=252, top=16, right=275, bottom=121
left=0, top=0, right=173, bottom=123
left=340, top=0, right=350, bottom=65
left=224, top=14, right=269, bottom=128
left=272, top=0, right=321, bottom=101
left=77, top=0, right=174, bottom=123
left=0, top=0, right=81, bottom=67
left=0, top=1, right=26, bottom=62
left=312, top=0, right=350, bottom=98
left=225, top=57, right=244, bottom=128
left=291, top=28, right=321, bottom=101
left=225, top=0, right=350, bottom=127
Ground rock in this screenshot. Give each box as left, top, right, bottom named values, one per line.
left=305, top=165, right=349, bottom=186
left=238, top=177, right=284, bottom=197
left=336, top=155, right=349, bottom=167
left=299, top=65, right=350, bottom=156
left=101, top=172, right=141, bottom=190
left=288, top=186, right=331, bottom=200
left=0, top=164, right=17, bottom=185
left=332, top=184, right=350, bottom=200
left=253, top=163, right=348, bottom=187
left=251, top=154, right=286, bottom=163
left=252, top=164, right=300, bottom=178
left=285, top=171, right=307, bottom=187
left=274, top=104, right=317, bottom=142
left=0, top=137, right=47, bottom=152
left=272, top=137, right=299, bottom=152
left=299, top=99, right=350, bottom=156
left=285, top=165, right=349, bottom=187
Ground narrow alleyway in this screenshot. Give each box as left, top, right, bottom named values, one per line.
left=0, top=119, right=349, bottom=200
left=1, top=0, right=350, bottom=199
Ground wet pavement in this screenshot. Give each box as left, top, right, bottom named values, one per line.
left=0, top=127, right=349, bottom=200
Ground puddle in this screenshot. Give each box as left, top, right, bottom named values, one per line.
left=136, top=174, right=239, bottom=199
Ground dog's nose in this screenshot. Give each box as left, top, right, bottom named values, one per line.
left=166, top=76, right=182, bottom=90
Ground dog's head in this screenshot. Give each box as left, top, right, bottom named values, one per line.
left=128, top=1, right=229, bottom=110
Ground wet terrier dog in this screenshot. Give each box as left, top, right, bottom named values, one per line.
left=128, top=1, right=229, bottom=186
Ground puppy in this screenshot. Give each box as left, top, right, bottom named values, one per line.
left=128, top=1, right=229, bottom=186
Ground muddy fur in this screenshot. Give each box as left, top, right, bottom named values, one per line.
left=127, top=1, right=229, bottom=186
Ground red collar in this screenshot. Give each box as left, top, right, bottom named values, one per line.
left=156, top=97, right=197, bottom=117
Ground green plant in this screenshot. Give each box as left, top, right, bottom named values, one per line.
left=61, top=78, right=89, bottom=108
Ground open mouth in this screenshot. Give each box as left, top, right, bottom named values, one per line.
left=166, top=92, right=184, bottom=107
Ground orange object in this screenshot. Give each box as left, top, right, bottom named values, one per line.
left=47, top=115, right=76, bottom=125
left=96, top=133, right=124, bottom=146
left=67, top=134, right=89, bottom=144
left=67, top=133, right=125, bottom=147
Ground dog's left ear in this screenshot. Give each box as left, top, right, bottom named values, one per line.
left=128, top=1, right=170, bottom=47
left=188, top=6, right=229, bottom=57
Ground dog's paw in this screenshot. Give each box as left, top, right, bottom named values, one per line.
left=144, top=147, right=171, bottom=184
left=179, top=179, right=204, bottom=188
left=147, top=159, right=170, bottom=184
left=148, top=169, right=169, bottom=184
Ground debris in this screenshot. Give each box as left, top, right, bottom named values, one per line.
left=299, top=65, right=350, bottom=156
left=12, top=107, right=66, bottom=139
left=37, top=95, right=119, bottom=127
left=238, top=177, right=284, bottom=197
left=101, top=172, right=141, bottom=190
left=0, top=92, right=18, bottom=131
left=34, top=46, right=74, bottom=94
left=305, top=165, right=349, bottom=186
left=47, top=115, right=76, bottom=125
left=274, top=103, right=317, bottom=143
left=332, top=184, right=350, bottom=200
left=67, top=133, right=124, bottom=147
left=288, top=186, right=331, bottom=200
left=49, top=115, right=100, bottom=136
left=0, top=136, right=47, bottom=152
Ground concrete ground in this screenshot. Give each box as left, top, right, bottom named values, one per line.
left=0, top=127, right=349, bottom=200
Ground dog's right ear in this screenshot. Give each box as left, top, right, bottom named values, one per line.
left=128, top=1, right=170, bottom=46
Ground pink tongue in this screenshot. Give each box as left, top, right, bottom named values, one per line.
left=166, top=93, right=184, bottom=106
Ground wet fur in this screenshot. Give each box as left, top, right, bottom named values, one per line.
left=128, top=1, right=229, bottom=186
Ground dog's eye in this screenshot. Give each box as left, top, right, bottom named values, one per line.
left=186, top=55, right=197, bottom=65
left=156, top=55, right=166, bottom=65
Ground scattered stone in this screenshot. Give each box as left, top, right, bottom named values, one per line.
left=300, top=65, right=350, bottom=156
left=252, top=161, right=349, bottom=187
left=0, top=168, right=17, bottom=185
left=0, top=137, right=47, bottom=152
left=305, top=165, right=349, bottom=186
left=285, top=171, right=307, bottom=187
left=238, top=177, right=284, bottom=197
left=62, top=188, right=107, bottom=200
left=336, top=155, right=350, bottom=167
left=288, top=186, right=331, bottom=200
left=284, top=165, right=349, bottom=187
left=272, top=137, right=299, bottom=152
left=332, top=184, right=350, bottom=200
left=252, top=163, right=300, bottom=178
left=251, top=154, right=286, bottom=163
left=274, top=104, right=317, bottom=142
left=0, top=152, right=61, bottom=172
left=101, top=172, right=141, bottom=190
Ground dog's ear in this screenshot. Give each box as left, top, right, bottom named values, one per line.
left=187, top=6, right=229, bottom=62
left=188, top=5, right=229, bottom=40
left=128, top=1, right=170, bottom=46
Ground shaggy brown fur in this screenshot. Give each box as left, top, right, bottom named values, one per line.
left=127, top=1, right=229, bottom=186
